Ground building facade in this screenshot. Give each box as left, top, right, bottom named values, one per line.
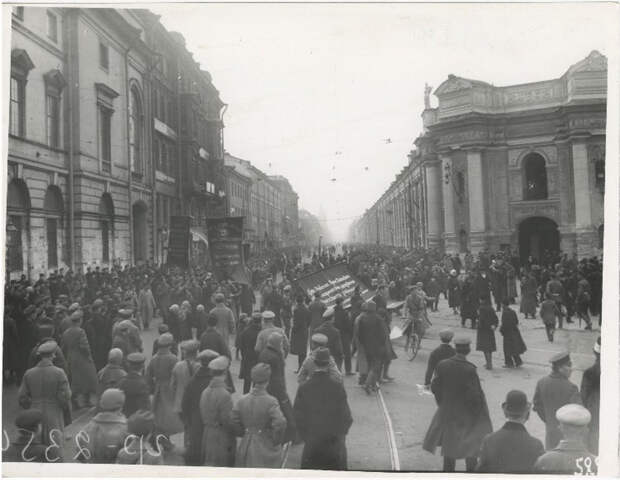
left=7, top=7, right=226, bottom=279
left=224, top=154, right=300, bottom=254
left=350, top=51, right=606, bottom=261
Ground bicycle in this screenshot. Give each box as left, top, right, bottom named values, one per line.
left=403, top=309, right=432, bottom=361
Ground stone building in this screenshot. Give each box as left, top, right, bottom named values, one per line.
left=269, top=175, right=299, bottom=248
left=350, top=51, right=606, bottom=261
left=7, top=7, right=225, bottom=279
left=223, top=163, right=252, bottom=234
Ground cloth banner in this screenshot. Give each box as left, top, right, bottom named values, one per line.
left=294, top=263, right=374, bottom=313
left=206, top=216, right=250, bottom=284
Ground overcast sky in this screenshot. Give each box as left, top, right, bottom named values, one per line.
left=153, top=2, right=614, bottom=241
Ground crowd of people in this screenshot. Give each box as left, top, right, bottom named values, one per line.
left=3, top=243, right=602, bottom=473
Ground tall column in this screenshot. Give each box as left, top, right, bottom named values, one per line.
left=572, top=140, right=593, bottom=257
left=467, top=150, right=486, bottom=253
left=440, top=153, right=457, bottom=253
left=424, top=162, right=442, bottom=249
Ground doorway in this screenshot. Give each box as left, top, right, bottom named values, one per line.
left=132, top=201, right=148, bottom=264
left=518, top=216, right=559, bottom=264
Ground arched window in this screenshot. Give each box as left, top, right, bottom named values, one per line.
left=129, top=86, right=143, bottom=175
left=523, top=153, right=548, bottom=200
left=7, top=179, right=31, bottom=272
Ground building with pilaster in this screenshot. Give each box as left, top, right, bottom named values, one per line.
left=7, top=7, right=226, bottom=279
left=350, top=51, right=606, bottom=261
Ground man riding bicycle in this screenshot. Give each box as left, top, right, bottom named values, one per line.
left=404, top=282, right=430, bottom=341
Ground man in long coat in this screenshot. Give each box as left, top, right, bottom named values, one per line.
left=89, top=299, right=113, bottom=370
left=357, top=300, right=387, bottom=394
left=238, top=313, right=263, bottom=394
left=334, top=296, right=354, bottom=375
left=200, top=356, right=236, bottom=467
left=580, top=338, right=600, bottom=454
left=499, top=299, right=526, bottom=368
left=209, top=293, right=236, bottom=348
left=18, top=341, right=71, bottom=453
left=532, top=351, right=582, bottom=449
left=146, top=333, right=183, bottom=442
left=315, top=310, right=344, bottom=370
left=255, top=310, right=289, bottom=357
left=423, top=336, right=492, bottom=472
left=97, top=348, right=127, bottom=398
left=290, top=296, right=311, bottom=372
left=232, top=363, right=287, bottom=468
left=294, top=347, right=353, bottom=470
left=424, top=329, right=455, bottom=387
left=137, top=284, right=156, bottom=331
left=171, top=339, right=200, bottom=438
left=61, top=311, right=99, bottom=408
left=182, top=349, right=219, bottom=466
left=476, top=298, right=498, bottom=370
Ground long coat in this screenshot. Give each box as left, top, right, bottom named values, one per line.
left=290, top=303, right=311, bottom=356
left=170, top=358, right=200, bottom=414
left=182, top=365, right=213, bottom=466
left=88, top=313, right=113, bottom=370
left=209, top=305, right=236, bottom=347
left=424, top=343, right=456, bottom=386
left=476, top=422, right=545, bottom=473
left=423, top=355, right=493, bottom=458
left=61, top=325, right=99, bottom=395
left=580, top=360, right=600, bottom=454
left=137, top=288, right=156, bottom=329
left=294, top=370, right=352, bottom=470
left=356, top=311, right=387, bottom=362
left=308, top=299, right=326, bottom=332
left=352, top=313, right=368, bottom=375
left=520, top=276, right=538, bottom=316
left=146, top=351, right=184, bottom=435
left=259, top=345, right=295, bottom=441
left=238, top=323, right=261, bottom=381
left=499, top=308, right=526, bottom=357
left=18, top=358, right=71, bottom=445
left=314, top=321, right=344, bottom=365
left=199, top=376, right=236, bottom=467
left=476, top=305, right=498, bottom=353
left=97, top=364, right=127, bottom=397
left=447, top=276, right=461, bottom=308
left=232, top=385, right=287, bottom=468
left=533, top=372, right=582, bottom=449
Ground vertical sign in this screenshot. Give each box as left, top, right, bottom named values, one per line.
left=167, top=216, right=191, bottom=267
left=206, top=216, right=250, bottom=284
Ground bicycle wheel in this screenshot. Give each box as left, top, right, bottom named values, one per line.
left=407, top=333, right=420, bottom=361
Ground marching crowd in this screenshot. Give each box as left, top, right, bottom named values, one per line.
left=3, top=244, right=602, bottom=473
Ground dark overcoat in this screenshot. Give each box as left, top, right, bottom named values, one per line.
left=532, top=372, right=581, bottom=449
left=238, top=323, right=261, bottom=380
left=290, top=303, right=311, bottom=356
left=423, top=355, right=493, bottom=458
left=476, top=305, right=498, bottom=353
left=182, top=365, right=213, bottom=466
left=499, top=308, right=526, bottom=356
left=580, top=360, right=600, bottom=454
left=356, top=311, right=387, bottom=361
left=61, top=325, right=99, bottom=395
left=447, top=277, right=461, bottom=308
left=314, top=322, right=344, bottom=363
left=117, top=371, right=151, bottom=418
left=293, top=370, right=352, bottom=470
left=424, top=343, right=455, bottom=386
left=476, top=422, right=545, bottom=473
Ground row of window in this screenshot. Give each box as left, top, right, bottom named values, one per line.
left=7, top=216, right=61, bottom=271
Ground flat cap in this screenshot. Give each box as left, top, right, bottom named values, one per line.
left=262, top=310, right=275, bottom=320
left=180, top=339, right=200, bottom=353
left=70, top=310, right=83, bottom=322
left=416, top=282, right=424, bottom=288
left=314, top=347, right=331, bottom=367
left=252, top=312, right=263, bottom=322
left=15, top=409, right=43, bottom=430
left=108, top=348, right=124, bottom=363
left=118, top=319, right=135, bottom=331
left=37, top=340, right=58, bottom=355
left=99, top=388, right=126, bottom=411
left=158, top=333, right=174, bottom=347
left=251, top=363, right=272, bottom=383
left=118, top=309, right=133, bottom=319
left=550, top=351, right=571, bottom=365
left=127, top=352, right=145, bottom=364
left=208, top=355, right=230, bottom=371
left=311, top=333, right=328, bottom=345
left=453, top=335, right=471, bottom=346
left=158, top=324, right=170, bottom=334
left=556, top=404, right=591, bottom=426
left=127, top=411, right=155, bottom=436
left=197, top=349, right=220, bottom=361
left=214, top=293, right=225, bottom=302
left=93, top=299, right=104, bottom=307
left=68, top=302, right=80, bottom=312
left=439, top=329, right=455, bottom=342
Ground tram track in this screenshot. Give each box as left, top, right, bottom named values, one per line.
left=376, top=387, right=401, bottom=471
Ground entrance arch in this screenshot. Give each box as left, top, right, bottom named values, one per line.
left=43, top=186, right=63, bottom=268
left=132, top=201, right=148, bottom=264
left=518, top=216, right=559, bottom=264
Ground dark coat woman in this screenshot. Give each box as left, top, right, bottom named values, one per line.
left=500, top=305, right=526, bottom=367
left=476, top=301, right=498, bottom=369
left=182, top=364, right=214, bottom=466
